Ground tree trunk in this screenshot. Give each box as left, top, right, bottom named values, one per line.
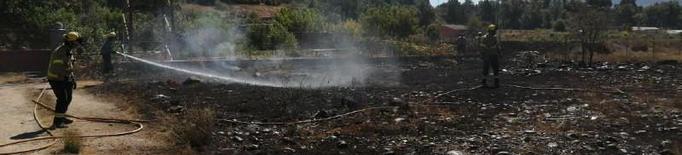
left=587, top=44, right=594, bottom=67
left=581, top=41, right=586, bottom=66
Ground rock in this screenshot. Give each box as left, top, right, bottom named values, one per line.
left=283, top=147, right=296, bottom=153
left=182, top=77, right=201, bottom=85
left=246, top=144, right=259, bottom=150
left=168, top=105, right=184, bottom=113
left=314, top=110, right=329, bottom=118
left=446, top=150, right=464, bottom=155
left=661, top=140, right=672, bottom=147
left=390, top=97, right=407, bottom=106
left=232, top=136, right=244, bottom=142
left=582, top=145, right=595, bottom=151
left=337, top=140, right=349, bottom=148
left=327, top=135, right=338, bottom=141
left=383, top=150, right=396, bottom=155
left=496, top=151, right=511, bottom=155
left=660, top=149, right=675, bottom=155
left=394, top=117, right=406, bottom=123
left=165, top=80, right=180, bottom=88
left=547, top=142, right=558, bottom=148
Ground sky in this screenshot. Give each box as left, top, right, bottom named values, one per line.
left=431, top=0, right=677, bottom=7
left=430, top=0, right=448, bottom=6
left=430, top=0, right=481, bottom=7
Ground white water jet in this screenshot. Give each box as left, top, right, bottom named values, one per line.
left=117, top=52, right=286, bottom=87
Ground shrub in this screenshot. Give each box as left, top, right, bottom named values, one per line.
left=246, top=22, right=298, bottom=50
left=553, top=19, right=567, bottom=32
left=62, top=129, right=82, bottom=154
left=426, top=24, right=441, bottom=42
left=170, top=108, right=216, bottom=149
left=360, top=5, right=419, bottom=38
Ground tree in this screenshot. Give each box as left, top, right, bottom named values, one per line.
left=586, top=0, right=612, bottom=9
left=521, top=0, right=546, bottom=29
left=478, top=0, right=499, bottom=23
left=443, top=0, right=465, bottom=24
left=466, top=16, right=483, bottom=31
left=615, top=1, right=639, bottom=27
left=553, top=19, right=566, bottom=31
left=501, top=0, right=526, bottom=29
left=643, top=2, right=681, bottom=28
left=360, top=5, right=419, bottom=38
left=416, top=0, right=436, bottom=27
left=274, top=8, right=325, bottom=33
left=568, top=2, right=609, bottom=66
left=426, top=24, right=441, bottom=42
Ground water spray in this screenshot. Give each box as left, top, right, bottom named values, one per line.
left=117, top=52, right=286, bottom=87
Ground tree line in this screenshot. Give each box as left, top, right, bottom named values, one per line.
left=438, top=0, right=682, bottom=30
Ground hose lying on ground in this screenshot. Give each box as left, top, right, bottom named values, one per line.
left=0, top=86, right=146, bottom=155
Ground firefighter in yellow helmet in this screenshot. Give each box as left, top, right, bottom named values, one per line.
left=479, top=24, right=501, bottom=88
left=101, top=32, right=116, bottom=78
left=46, top=31, right=85, bottom=128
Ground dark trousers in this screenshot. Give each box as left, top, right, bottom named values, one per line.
left=48, top=80, right=74, bottom=114
left=102, top=54, right=113, bottom=74
left=482, top=54, right=500, bottom=76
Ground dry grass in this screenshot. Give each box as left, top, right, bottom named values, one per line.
left=546, top=47, right=682, bottom=63
left=168, top=108, right=216, bottom=149
left=62, top=129, right=82, bottom=154
left=594, top=50, right=682, bottom=63
left=0, top=72, right=25, bottom=84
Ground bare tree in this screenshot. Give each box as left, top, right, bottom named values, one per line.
left=568, top=6, right=609, bottom=66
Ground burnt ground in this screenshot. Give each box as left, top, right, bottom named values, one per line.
left=87, top=56, right=682, bottom=155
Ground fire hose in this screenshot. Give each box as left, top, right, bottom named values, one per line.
left=0, top=86, right=147, bottom=155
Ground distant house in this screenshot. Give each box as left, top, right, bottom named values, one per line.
left=666, top=30, right=682, bottom=35
left=440, top=24, right=469, bottom=42
left=632, top=26, right=661, bottom=33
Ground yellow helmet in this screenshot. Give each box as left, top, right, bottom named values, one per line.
left=104, top=32, right=116, bottom=38
left=487, top=24, right=497, bottom=31
left=64, top=31, right=80, bottom=41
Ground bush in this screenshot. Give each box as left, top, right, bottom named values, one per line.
left=274, top=8, right=325, bottom=33
left=62, top=129, right=82, bottom=154
left=553, top=20, right=567, bottom=32
left=360, top=5, right=419, bottom=38
left=246, top=22, right=298, bottom=50
left=170, top=108, right=216, bottom=149
left=426, top=24, right=441, bottom=42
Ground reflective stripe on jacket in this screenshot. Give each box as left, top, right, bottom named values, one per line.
left=47, top=44, right=76, bottom=81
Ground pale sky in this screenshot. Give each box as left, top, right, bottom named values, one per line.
left=430, top=0, right=481, bottom=7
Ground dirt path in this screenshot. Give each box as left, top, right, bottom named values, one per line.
left=0, top=75, right=176, bottom=154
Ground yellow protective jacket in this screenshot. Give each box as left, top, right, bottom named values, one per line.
left=47, top=44, right=78, bottom=81
left=479, top=34, right=500, bottom=56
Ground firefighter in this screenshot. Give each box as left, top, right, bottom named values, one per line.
left=480, top=24, right=501, bottom=88
left=455, top=34, right=467, bottom=62
left=101, top=32, right=116, bottom=78
left=47, top=31, right=84, bottom=128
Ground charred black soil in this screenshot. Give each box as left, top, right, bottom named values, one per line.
left=88, top=56, right=682, bottom=155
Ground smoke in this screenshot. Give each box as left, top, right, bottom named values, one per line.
left=148, top=10, right=400, bottom=88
